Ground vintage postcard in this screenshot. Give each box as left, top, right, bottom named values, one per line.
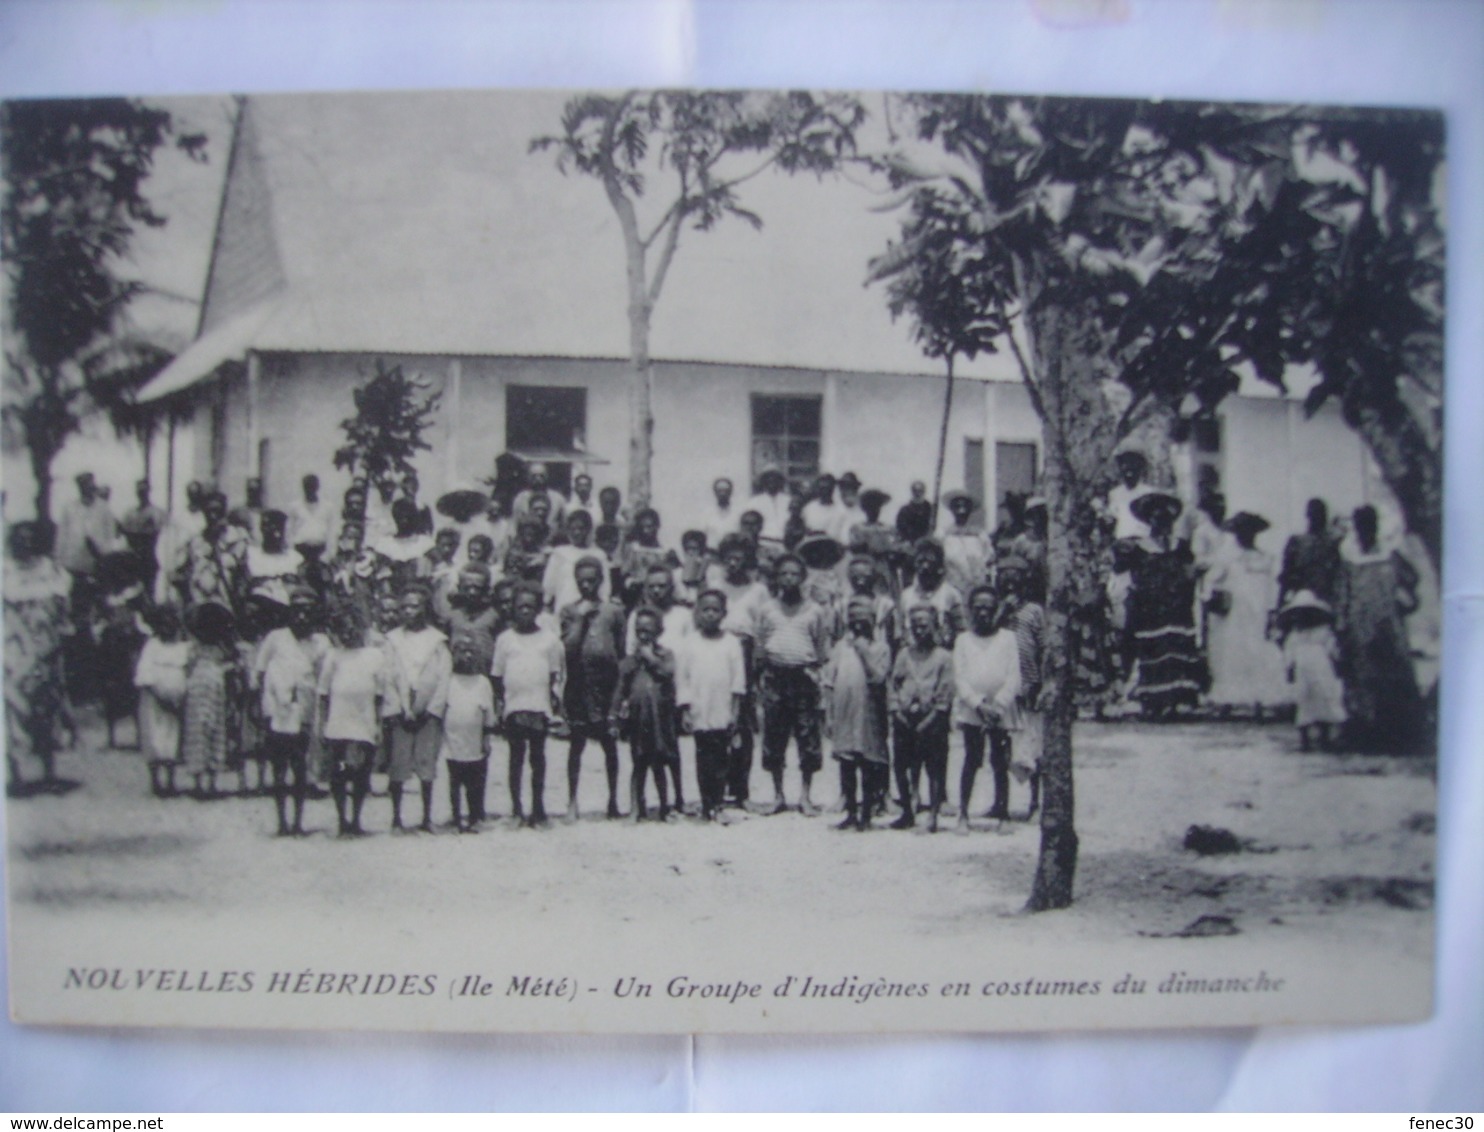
left=2, top=87, right=1441, bottom=1033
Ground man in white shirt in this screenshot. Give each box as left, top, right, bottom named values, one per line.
left=1106, top=450, right=1155, bottom=542
left=703, top=476, right=739, bottom=550
left=743, top=464, right=792, bottom=544
left=834, top=471, right=866, bottom=543
left=512, top=462, right=568, bottom=531
left=287, top=474, right=334, bottom=556
left=801, top=473, right=842, bottom=538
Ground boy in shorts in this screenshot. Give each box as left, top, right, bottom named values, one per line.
left=385, top=585, right=452, bottom=832
left=491, top=583, right=565, bottom=827
left=318, top=604, right=397, bottom=836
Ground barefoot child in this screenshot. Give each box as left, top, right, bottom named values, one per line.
left=253, top=587, right=329, bottom=834
left=754, top=554, right=831, bottom=815
left=953, top=586, right=1022, bottom=830
left=612, top=607, right=679, bottom=821
left=1278, top=590, right=1346, bottom=752
left=707, top=534, right=770, bottom=808
left=491, top=584, right=565, bottom=827
left=627, top=565, right=693, bottom=810
left=677, top=591, right=746, bottom=821
left=997, top=555, right=1047, bottom=817
left=823, top=595, right=892, bottom=831
left=559, top=557, right=627, bottom=820
left=888, top=605, right=953, bottom=831
left=441, top=637, right=497, bottom=832
left=385, top=585, right=453, bottom=832
left=317, top=604, right=396, bottom=836
left=134, top=604, right=191, bottom=796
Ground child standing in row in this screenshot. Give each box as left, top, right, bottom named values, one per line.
left=386, top=586, right=452, bottom=833
left=135, top=604, right=191, bottom=797
left=613, top=607, right=679, bottom=821
left=441, top=638, right=497, bottom=832
left=1279, top=590, right=1347, bottom=752
left=755, top=554, right=831, bottom=815
left=954, top=586, right=1022, bottom=831
left=253, top=587, right=329, bottom=835
left=560, top=557, right=626, bottom=820
left=997, top=555, right=1047, bottom=818
left=491, top=583, right=565, bottom=827
left=678, top=591, right=746, bottom=822
left=888, top=605, right=953, bottom=831
left=318, top=604, right=397, bottom=836
left=824, top=595, right=892, bottom=831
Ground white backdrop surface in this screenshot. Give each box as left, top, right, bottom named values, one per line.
left=0, top=0, right=1480, bottom=1112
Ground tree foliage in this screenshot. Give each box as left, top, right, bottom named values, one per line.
left=333, top=360, right=442, bottom=495
left=867, top=94, right=1445, bottom=911
left=531, top=90, right=865, bottom=506
left=870, top=95, right=1444, bottom=564
left=1, top=97, right=206, bottom=521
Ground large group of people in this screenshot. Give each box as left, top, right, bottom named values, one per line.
left=4, top=445, right=1430, bottom=827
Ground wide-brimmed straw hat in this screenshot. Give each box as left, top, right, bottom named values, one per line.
left=796, top=534, right=845, bottom=570
left=436, top=484, right=491, bottom=522
left=1279, top=590, right=1332, bottom=617
left=943, top=488, right=975, bottom=508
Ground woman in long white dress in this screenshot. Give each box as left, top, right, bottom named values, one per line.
left=1204, top=512, right=1290, bottom=715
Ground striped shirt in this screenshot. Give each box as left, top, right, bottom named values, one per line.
left=755, top=596, right=831, bottom=668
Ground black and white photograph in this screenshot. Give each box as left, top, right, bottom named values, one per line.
left=2, top=84, right=1446, bottom=1035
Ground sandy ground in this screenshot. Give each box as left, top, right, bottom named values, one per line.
left=4, top=709, right=1436, bottom=954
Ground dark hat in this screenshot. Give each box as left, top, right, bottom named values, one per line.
left=1129, top=490, right=1182, bottom=524
left=796, top=534, right=845, bottom=570
left=187, top=601, right=235, bottom=641
left=435, top=485, right=491, bottom=522
left=837, top=471, right=862, bottom=488
left=859, top=488, right=891, bottom=511
left=1115, top=450, right=1148, bottom=468
left=1225, top=511, right=1271, bottom=538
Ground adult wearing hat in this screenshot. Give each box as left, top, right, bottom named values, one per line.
left=939, top=489, right=992, bottom=600
left=835, top=472, right=865, bottom=544
left=1107, top=450, right=1156, bottom=542
left=1124, top=491, right=1207, bottom=717
left=744, top=462, right=793, bottom=544
left=1007, top=495, right=1048, bottom=602
left=1204, top=511, right=1288, bottom=714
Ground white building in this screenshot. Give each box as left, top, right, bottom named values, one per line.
left=136, top=90, right=1391, bottom=548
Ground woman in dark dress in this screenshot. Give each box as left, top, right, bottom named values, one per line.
left=1125, top=492, right=1208, bottom=719
left=1336, top=505, right=1423, bottom=753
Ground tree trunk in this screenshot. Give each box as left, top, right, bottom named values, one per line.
left=930, top=355, right=955, bottom=530
left=1348, top=400, right=1442, bottom=579
left=1023, top=297, right=1119, bottom=913
left=626, top=308, right=655, bottom=512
